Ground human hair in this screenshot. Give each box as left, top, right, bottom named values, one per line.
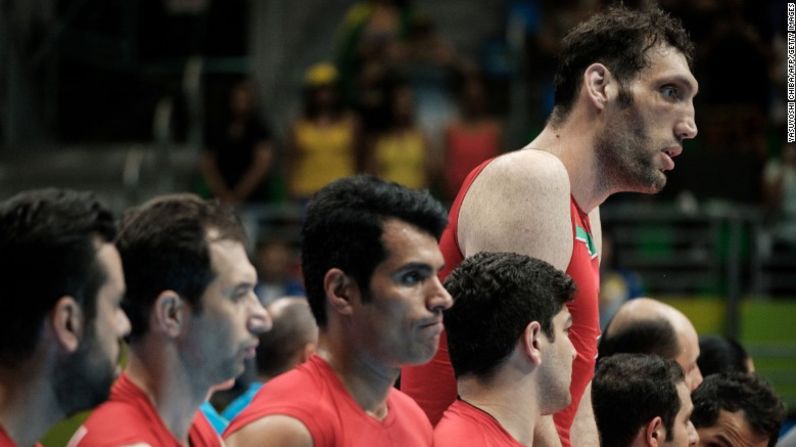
left=256, top=298, right=317, bottom=378
left=593, top=353, right=685, bottom=447
left=118, top=193, right=246, bottom=342
left=0, top=189, right=116, bottom=366
left=301, top=175, right=447, bottom=327
left=697, top=335, right=751, bottom=377
left=443, top=252, right=575, bottom=380
left=550, top=5, right=694, bottom=125
left=598, top=317, right=679, bottom=361
left=691, top=373, right=785, bottom=447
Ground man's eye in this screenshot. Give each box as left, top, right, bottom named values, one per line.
left=232, top=290, right=250, bottom=302
left=661, top=85, right=680, bottom=99
left=400, top=271, right=424, bottom=285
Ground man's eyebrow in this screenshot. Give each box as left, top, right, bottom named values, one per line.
left=394, top=262, right=434, bottom=272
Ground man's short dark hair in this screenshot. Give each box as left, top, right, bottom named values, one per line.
left=551, top=5, right=694, bottom=125
left=598, top=317, right=679, bottom=361
left=0, top=189, right=116, bottom=366
left=443, top=252, right=575, bottom=380
left=691, top=373, right=785, bottom=447
left=118, top=193, right=246, bottom=342
left=593, top=353, right=685, bottom=447
left=697, top=335, right=751, bottom=377
left=301, top=175, right=447, bottom=328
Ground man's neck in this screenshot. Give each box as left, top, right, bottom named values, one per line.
left=0, top=369, right=62, bottom=447
left=457, top=374, right=539, bottom=445
left=528, top=119, right=610, bottom=213
left=317, top=335, right=398, bottom=420
left=125, top=343, right=210, bottom=444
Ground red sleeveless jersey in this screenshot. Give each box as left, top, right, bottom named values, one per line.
left=400, top=158, right=600, bottom=447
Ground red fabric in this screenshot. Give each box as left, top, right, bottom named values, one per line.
left=444, top=123, right=500, bottom=200
left=434, top=400, right=525, bottom=447
left=0, top=423, right=44, bottom=447
left=400, top=159, right=601, bottom=447
left=69, top=373, right=222, bottom=447
left=224, top=355, right=432, bottom=446
left=400, top=158, right=493, bottom=426
left=553, top=199, right=601, bottom=447
left=0, top=426, right=15, bottom=447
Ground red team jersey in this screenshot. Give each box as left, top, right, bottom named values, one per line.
left=434, top=399, right=525, bottom=447
left=400, top=158, right=601, bottom=446
left=68, top=373, right=222, bottom=447
left=0, top=426, right=41, bottom=447
left=0, top=427, right=11, bottom=447
left=224, top=355, right=433, bottom=447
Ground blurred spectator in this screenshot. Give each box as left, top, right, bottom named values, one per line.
left=201, top=79, right=276, bottom=206
left=366, top=81, right=434, bottom=189
left=692, top=373, right=785, bottom=447
left=403, top=13, right=460, bottom=151
left=335, top=0, right=415, bottom=101
left=253, top=238, right=304, bottom=306
left=697, top=335, right=754, bottom=378
left=522, top=0, right=597, bottom=125
left=598, top=231, right=644, bottom=329
left=222, top=296, right=318, bottom=422
left=443, top=74, right=502, bottom=201
left=287, top=63, right=362, bottom=201
left=697, top=2, right=770, bottom=158
left=763, top=143, right=796, bottom=244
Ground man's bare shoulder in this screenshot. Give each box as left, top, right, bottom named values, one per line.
left=458, top=149, right=574, bottom=271
left=226, top=415, right=313, bottom=447
left=464, top=150, right=570, bottom=213
left=486, top=149, right=570, bottom=186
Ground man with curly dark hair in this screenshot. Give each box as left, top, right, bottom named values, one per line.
left=593, top=353, right=698, bottom=447
left=691, top=373, right=785, bottom=447
left=434, top=252, right=576, bottom=446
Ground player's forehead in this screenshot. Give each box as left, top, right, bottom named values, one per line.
left=207, top=238, right=256, bottom=283
left=378, top=219, right=442, bottom=267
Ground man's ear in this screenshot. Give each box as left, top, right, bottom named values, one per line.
left=582, top=63, right=616, bottom=112
left=152, top=290, right=186, bottom=338
left=521, top=321, right=543, bottom=366
left=324, top=268, right=358, bottom=318
left=644, top=416, right=664, bottom=447
left=50, top=296, right=84, bottom=353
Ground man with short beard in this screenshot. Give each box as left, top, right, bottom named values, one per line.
left=0, top=189, right=131, bottom=447
left=400, top=6, right=699, bottom=446
left=69, top=194, right=271, bottom=447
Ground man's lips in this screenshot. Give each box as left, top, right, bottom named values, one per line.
left=244, top=341, right=259, bottom=358
left=661, top=146, right=682, bottom=171
left=419, top=319, right=444, bottom=335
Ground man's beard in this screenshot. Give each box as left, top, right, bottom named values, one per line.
left=595, top=88, right=666, bottom=194
left=52, top=326, right=117, bottom=416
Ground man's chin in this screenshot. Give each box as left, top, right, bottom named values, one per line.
left=634, top=172, right=666, bottom=194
